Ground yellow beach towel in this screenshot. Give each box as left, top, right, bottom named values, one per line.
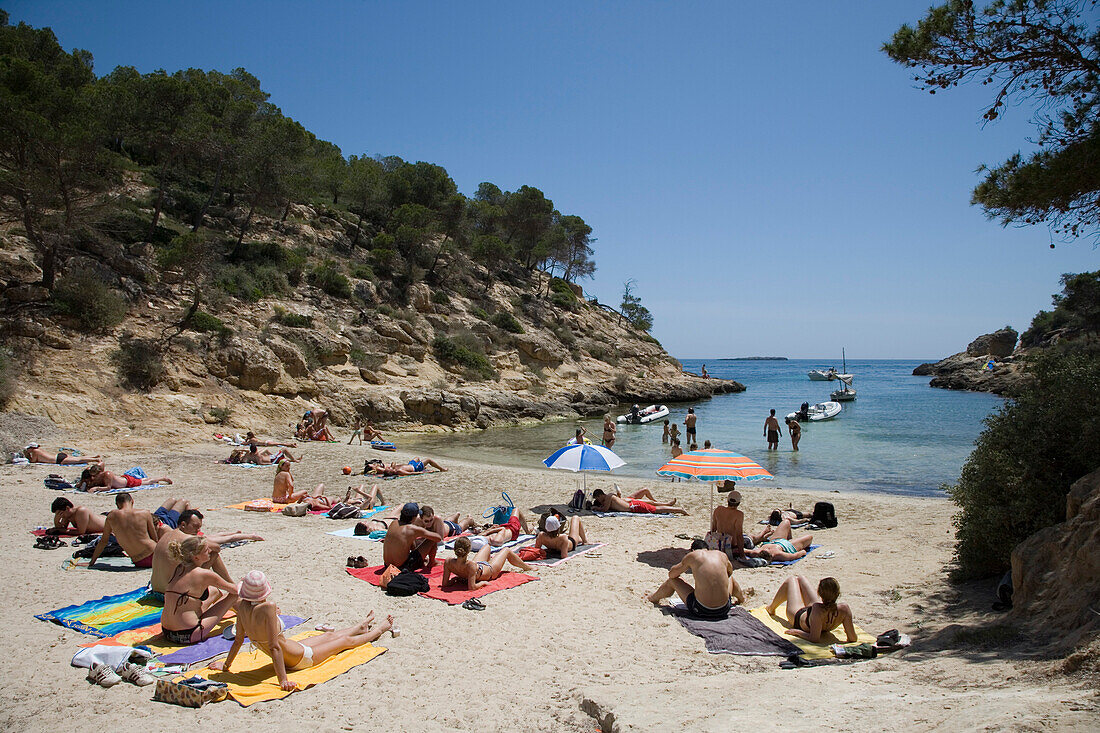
left=184, top=631, right=387, bottom=707
left=750, top=605, right=876, bottom=660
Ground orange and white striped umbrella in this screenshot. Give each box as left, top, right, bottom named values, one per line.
left=656, top=449, right=773, bottom=482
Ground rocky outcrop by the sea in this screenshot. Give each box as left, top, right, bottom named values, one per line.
left=912, top=328, right=1028, bottom=396
left=1011, top=468, right=1100, bottom=652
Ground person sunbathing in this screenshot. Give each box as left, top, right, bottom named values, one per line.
left=160, top=537, right=239, bottom=645
left=151, top=509, right=263, bottom=595
left=272, top=461, right=314, bottom=503
left=339, top=484, right=385, bottom=509
left=85, top=492, right=172, bottom=568
left=478, top=510, right=529, bottom=546
left=535, top=514, right=588, bottom=558
left=766, top=576, right=857, bottom=644
left=22, top=443, right=102, bottom=465
left=78, top=463, right=172, bottom=492
left=648, top=540, right=746, bottom=616
left=743, top=519, right=814, bottom=563
left=442, top=536, right=535, bottom=590
left=353, top=506, right=402, bottom=535
left=382, top=503, right=443, bottom=570
left=591, top=488, right=688, bottom=515
left=307, top=424, right=334, bottom=441
left=210, top=571, right=393, bottom=690
left=418, top=504, right=475, bottom=538
left=363, top=420, right=384, bottom=442
left=48, top=497, right=106, bottom=535
left=766, top=508, right=813, bottom=526
left=370, top=457, right=447, bottom=476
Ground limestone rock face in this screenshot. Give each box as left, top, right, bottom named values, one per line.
left=514, top=332, right=566, bottom=365
left=352, top=390, right=406, bottom=423
left=967, top=328, right=1018, bottom=358
left=264, top=335, right=310, bottom=378
left=207, top=338, right=282, bottom=392
left=408, top=283, right=434, bottom=313
left=400, top=389, right=479, bottom=426
left=3, top=284, right=49, bottom=304
left=1011, top=468, right=1100, bottom=649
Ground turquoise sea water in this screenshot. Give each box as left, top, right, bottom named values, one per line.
left=402, top=359, right=1004, bottom=497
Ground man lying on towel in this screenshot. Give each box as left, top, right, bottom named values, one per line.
left=648, top=540, right=747, bottom=619
left=22, top=443, right=102, bottom=465
left=78, top=463, right=173, bottom=492
left=382, top=503, right=443, bottom=571
left=591, top=488, right=689, bottom=516
left=151, top=509, right=264, bottom=597
left=84, top=493, right=179, bottom=568
left=48, top=497, right=106, bottom=535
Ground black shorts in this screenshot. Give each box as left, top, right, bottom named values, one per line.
left=685, top=592, right=731, bottom=620
left=686, top=427, right=696, bottom=438
left=767, top=430, right=779, bottom=442
left=400, top=550, right=426, bottom=572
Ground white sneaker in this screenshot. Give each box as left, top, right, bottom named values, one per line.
left=117, top=661, right=155, bottom=687
left=87, top=662, right=122, bottom=688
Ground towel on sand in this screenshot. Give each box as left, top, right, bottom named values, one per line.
left=749, top=605, right=876, bottom=659
left=768, top=544, right=821, bottom=566
left=347, top=560, right=537, bottom=605
left=184, top=630, right=386, bottom=706
left=80, top=614, right=306, bottom=666
left=61, top=556, right=143, bottom=572
left=442, top=533, right=534, bottom=551
left=225, top=500, right=328, bottom=514
left=592, top=510, right=682, bottom=518
left=526, top=542, right=605, bottom=567
left=671, top=604, right=801, bottom=656
left=36, top=586, right=163, bottom=637
left=72, top=483, right=164, bottom=495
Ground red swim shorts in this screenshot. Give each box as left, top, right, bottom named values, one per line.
left=629, top=500, right=657, bottom=514
left=124, top=474, right=142, bottom=488
left=504, top=514, right=521, bottom=538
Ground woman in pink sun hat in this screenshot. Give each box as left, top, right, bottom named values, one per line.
left=209, top=570, right=394, bottom=691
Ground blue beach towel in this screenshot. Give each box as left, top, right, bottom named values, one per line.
left=36, top=586, right=163, bottom=637
left=767, top=544, right=821, bottom=566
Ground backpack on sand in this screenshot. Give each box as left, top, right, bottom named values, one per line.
left=811, top=501, right=837, bottom=528
left=568, top=489, right=587, bottom=512
left=385, top=570, right=429, bottom=596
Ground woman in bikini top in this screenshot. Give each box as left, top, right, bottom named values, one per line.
left=535, top=513, right=589, bottom=559
left=766, top=575, right=857, bottom=644
left=442, top=536, right=537, bottom=591
left=160, top=537, right=239, bottom=645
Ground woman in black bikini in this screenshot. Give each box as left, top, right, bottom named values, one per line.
left=442, top=536, right=536, bottom=591
left=765, top=576, right=857, bottom=644
left=160, top=537, right=239, bottom=645
left=535, top=513, right=588, bottom=559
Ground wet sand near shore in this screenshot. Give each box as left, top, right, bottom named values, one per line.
left=0, top=437, right=1094, bottom=731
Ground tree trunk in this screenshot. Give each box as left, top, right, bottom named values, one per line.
left=192, top=157, right=224, bottom=232
left=41, top=238, right=58, bottom=291
left=148, top=159, right=172, bottom=239
left=281, top=198, right=292, bottom=222
left=352, top=213, right=363, bottom=248
left=236, top=200, right=256, bottom=247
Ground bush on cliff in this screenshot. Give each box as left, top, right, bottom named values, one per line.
left=947, top=347, right=1100, bottom=579
left=432, top=334, right=496, bottom=381
left=51, top=270, right=128, bottom=333
left=114, top=336, right=166, bottom=391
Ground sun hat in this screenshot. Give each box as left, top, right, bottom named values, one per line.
left=238, top=570, right=273, bottom=602
left=544, top=515, right=562, bottom=532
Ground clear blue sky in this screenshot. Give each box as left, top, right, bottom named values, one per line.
left=9, top=1, right=1097, bottom=359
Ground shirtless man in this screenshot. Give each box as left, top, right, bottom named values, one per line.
left=418, top=505, right=475, bottom=539
left=708, top=490, right=747, bottom=560
left=242, top=444, right=299, bottom=464
left=48, top=497, right=106, bottom=535
left=591, top=488, right=688, bottom=515
left=670, top=437, right=683, bottom=459
left=23, top=443, right=102, bottom=465
left=369, top=457, right=446, bottom=476
left=648, top=540, right=746, bottom=617
left=80, top=463, right=173, bottom=492
left=86, top=493, right=162, bottom=568
left=151, top=509, right=263, bottom=594
left=478, top=510, right=530, bottom=546
left=382, top=503, right=443, bottom=571
left=243, top=431, right=297, bottom=448
left=764, top=409, right=782, bottom=451
left=684, top=408, right=697, bottom=446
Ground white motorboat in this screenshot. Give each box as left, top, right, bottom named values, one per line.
left=617, top=404, right=669, bottom=424
left=808, top=367, right=837, bottom=381
left=831, top=375, right=856, bottom=402
left=787, top=401, right=842, bottom=422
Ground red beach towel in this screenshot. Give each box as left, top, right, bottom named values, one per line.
left=346, top=559, right=537, bottom=605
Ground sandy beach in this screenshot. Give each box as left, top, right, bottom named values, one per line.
left=2, top=432, right=1096, bottom=732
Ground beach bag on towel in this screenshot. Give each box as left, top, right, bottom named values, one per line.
left=327, top=503, right=360, bottom=519
left=282, top=503, right=308, bottom=517
left=385, top=570, right=429, bottom=596
left=568, top=489, right=586, bottom=512
left=153, top=678, right=228, bottom=707
left=811, top=502, right=837, bottom=528
left=484, top=491, right=514, bottom=525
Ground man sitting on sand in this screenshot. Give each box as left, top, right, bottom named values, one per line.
left=22, top=443, right=102, bottom=465
left=479, top=510, right=530, bottom=546
left=591, top=488, right=688, bottom=515
left=151, top=509, right=264, bottom=596
left=648, top=540, right=746, bottom=617
left=418, top=505, right=475, bottom=538
left=86, top=492, right=167, bottom=568
left=78, top=463, right=172, bottom=492
left=48, top=497, right=106, bottom=535
left=382, top=503, right=443, bottom=570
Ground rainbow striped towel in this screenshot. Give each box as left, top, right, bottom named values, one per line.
left=35, top=586, right=164, bottom=637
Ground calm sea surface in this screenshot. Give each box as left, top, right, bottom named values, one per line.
left=401, top=359, right=1004, bottom=497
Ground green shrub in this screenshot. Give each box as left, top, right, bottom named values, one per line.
left=52, top=270, right=128, bottom=333
left=213, top=263, right=287, bottom=301
left=432, top=335, right=496, bottom=381
left=471, top=307, right=490, bottom=321
left=549, top=278, right=577, bottom=299
left=946, top=348, right=1100, bottom=579
left=208, top=406, right=233, bottom=425
left=309, top=262, right=352, bottom=298
left=272, top=306, right=313, bottom=328
left=551, top=291, right=578, bottom=312
left=377, top=304, right=395, bottom=317
left=431, top=290, right=451, bottom=305
left=156, top=232, right=208, bottom=270
left=114, top=336, right=165, bottom=390
left=189, top=311, right=230, bottom=335
left=490, top=311, right=524, bottom=334
left=350, top=264, right=376, bottom=280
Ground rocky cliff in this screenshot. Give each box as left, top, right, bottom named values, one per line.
left=912, top=328, right=1029, bottom=395
left=0, top=192, right=742, bottom=441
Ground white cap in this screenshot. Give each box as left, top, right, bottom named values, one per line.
left=25, top=443, right=39, bottom=449
left=544, top=515, right=562, bottom=532
left=469, top=536, right=489, bottom=552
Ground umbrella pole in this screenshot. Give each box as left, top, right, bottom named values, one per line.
left=710, top=482, right=714, bottom=516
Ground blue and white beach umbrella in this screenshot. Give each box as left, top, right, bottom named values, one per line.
left=543, top=443, right=626, bottom=490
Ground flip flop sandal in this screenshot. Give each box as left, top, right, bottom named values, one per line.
left=461, top=598, right=486, bottom=611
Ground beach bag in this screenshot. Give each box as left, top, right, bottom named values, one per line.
left=72, top=537, right=124, bottom=558
left=517, top=546, right=546, bottom=561
left=385, top=570, right=429, bottom=596
left=244, top=499, right=274, bottom=512
left=327, top=503, right=360, bottom=519
left=44, top=475, right=73, bottom=490
left=568, top=489, right=586, bottom=512
left=364, top=459, right=384, bottom=474
left=379, top=564, right=401, bottom=590
left=282, top=503, right=308, bottom=517
left=153, top=677, right=228, bottom=707
left=484, top=491, right=514, bottom=524
left=811, top=502, right=837, bottom=528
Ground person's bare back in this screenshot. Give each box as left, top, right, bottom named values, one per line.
left=98, top=507, right=158, bottom=563
left=710, top=505, right=744, bottom=540
left=681, top=549, right=735, bottom=608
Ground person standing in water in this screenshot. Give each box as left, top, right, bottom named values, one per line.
left=684, top=408, right=697, bottom=446
left=764, top=409, right=782, bottom=451
left=785, top=416, right=801, bottom=451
